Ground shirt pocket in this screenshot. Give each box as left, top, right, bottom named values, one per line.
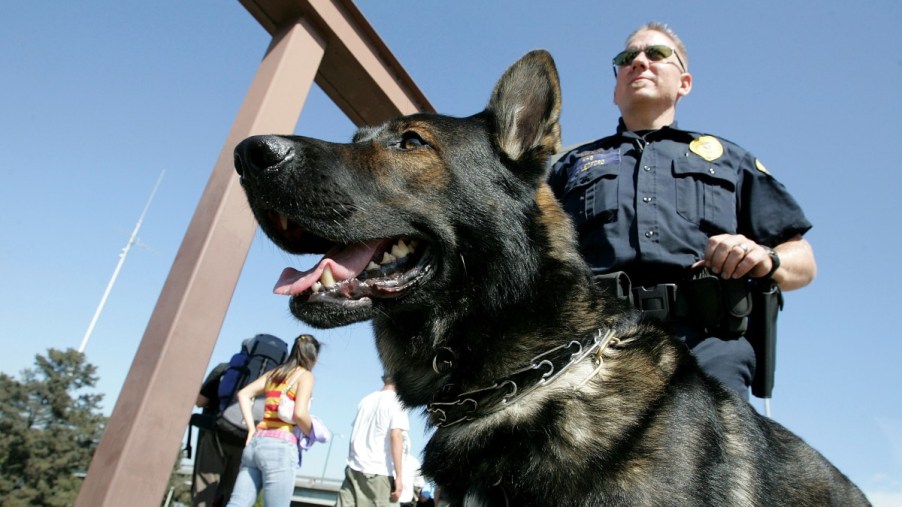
left=562, top=152, right=621, bottom=228
left=672, top=158, right=738, bottom=234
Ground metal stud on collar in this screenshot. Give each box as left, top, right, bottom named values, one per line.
left=432, top=346, right=455, bottom=374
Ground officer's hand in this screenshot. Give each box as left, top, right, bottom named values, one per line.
left=692, top=234, right=773, bottom=279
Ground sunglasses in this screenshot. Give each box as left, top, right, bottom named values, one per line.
left=612, top=45, right=685, bottom=75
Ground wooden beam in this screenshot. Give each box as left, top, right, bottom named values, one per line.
left=76, top=17, right=327, bottom=507
left=77, top=1, right=433, bottom=502
left=241, top=0, right=434, bottom=122
left=75, top=1, right=434, bottom=504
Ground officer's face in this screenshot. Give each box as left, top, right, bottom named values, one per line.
left=613, top=29, right=692, bottom=114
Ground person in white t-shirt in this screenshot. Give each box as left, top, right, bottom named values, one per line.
left=335, top=374, right=410, bottom=506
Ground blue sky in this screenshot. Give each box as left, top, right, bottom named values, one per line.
left=2, top=1, right=900, bottom=503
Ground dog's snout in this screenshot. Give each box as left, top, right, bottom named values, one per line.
left=234, top=135, right=294, bottom=177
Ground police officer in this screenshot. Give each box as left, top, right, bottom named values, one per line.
left=548, top=22, right=817, bottom=400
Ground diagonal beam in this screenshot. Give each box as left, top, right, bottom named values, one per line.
left=76, top=19, right=326, bottom=506
left=76, top=1, right=431, bottom=504
left=241, top=0, right=434, bottom=124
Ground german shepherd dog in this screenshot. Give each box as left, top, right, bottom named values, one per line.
left=234, top=51, right=869, bottom=506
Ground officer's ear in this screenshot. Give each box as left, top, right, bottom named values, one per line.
left=677, top=71, right=693, bottom=100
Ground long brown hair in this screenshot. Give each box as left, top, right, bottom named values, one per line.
left=270, top=333, right=320, bottom=384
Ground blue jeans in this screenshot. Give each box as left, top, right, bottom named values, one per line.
left=226, top=435, right=297, bottom=507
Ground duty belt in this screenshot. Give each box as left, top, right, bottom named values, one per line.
left=595, top=271, right=752, bottom=336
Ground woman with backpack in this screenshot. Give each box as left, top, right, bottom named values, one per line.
left=226, top=333, right=321, bottom=507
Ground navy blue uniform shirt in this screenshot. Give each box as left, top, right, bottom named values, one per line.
left=548, top=120, right=812, bottom=286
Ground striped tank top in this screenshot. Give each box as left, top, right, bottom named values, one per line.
left=256, top=373, right=298, bottom=432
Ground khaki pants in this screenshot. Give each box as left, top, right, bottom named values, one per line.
left=335, top=465, right=398, bottom=507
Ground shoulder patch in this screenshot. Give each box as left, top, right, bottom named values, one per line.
left=755, top=159, right=771, bottom=175
left=689, top=135, right=724, bottom=162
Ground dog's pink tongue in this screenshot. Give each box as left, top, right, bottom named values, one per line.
left=274, top=239, right=384, bottom=296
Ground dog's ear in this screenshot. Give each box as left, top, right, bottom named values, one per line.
left=486, top=50, right=562, bottom=173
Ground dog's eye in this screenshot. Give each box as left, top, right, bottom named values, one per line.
left=399, top=132, right=427, bottom=150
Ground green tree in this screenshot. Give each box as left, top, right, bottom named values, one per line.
left=0, top=348, right=106, bottom=507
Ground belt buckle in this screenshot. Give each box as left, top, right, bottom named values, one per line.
left=633, top=284, right=676, bottom=321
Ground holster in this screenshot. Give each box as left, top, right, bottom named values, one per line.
left=748, top=279, right=783, bottom=399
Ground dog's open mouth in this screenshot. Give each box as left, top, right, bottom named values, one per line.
left=264, top=211, right=432, bottom=304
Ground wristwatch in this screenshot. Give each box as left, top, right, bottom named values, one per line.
left=763, top=247, right=781, bottom=278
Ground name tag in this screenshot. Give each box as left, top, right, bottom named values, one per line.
left=569, top=150, right=621, bottom=179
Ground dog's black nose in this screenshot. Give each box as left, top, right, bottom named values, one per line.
left=234, top=135, right=294, bottom=177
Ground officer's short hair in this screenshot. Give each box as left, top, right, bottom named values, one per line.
left=626, top=22, right=689, bottom=71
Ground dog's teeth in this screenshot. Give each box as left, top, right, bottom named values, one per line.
left=407, top=239, right=417, bottom=253
left=367, top=261, right=380, bottom=271
left=391, top=240, right=410, bottom=259
left=320, top=266, right=336, bottom=288
left=278, top=213, right=289, bottom=231
left=311, top=281, right=323, bottom=293
left=381, top=252, right=396, bottom=265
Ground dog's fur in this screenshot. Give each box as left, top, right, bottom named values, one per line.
left=234, top=51, right=869, bottom=506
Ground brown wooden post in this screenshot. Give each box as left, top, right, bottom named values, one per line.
left=75, top=1, right=432, bottom=505
left=75, top=19, right=327, bottom=507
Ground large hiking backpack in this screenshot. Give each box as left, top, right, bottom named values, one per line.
left=214, top=333, right=288, bottom=443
